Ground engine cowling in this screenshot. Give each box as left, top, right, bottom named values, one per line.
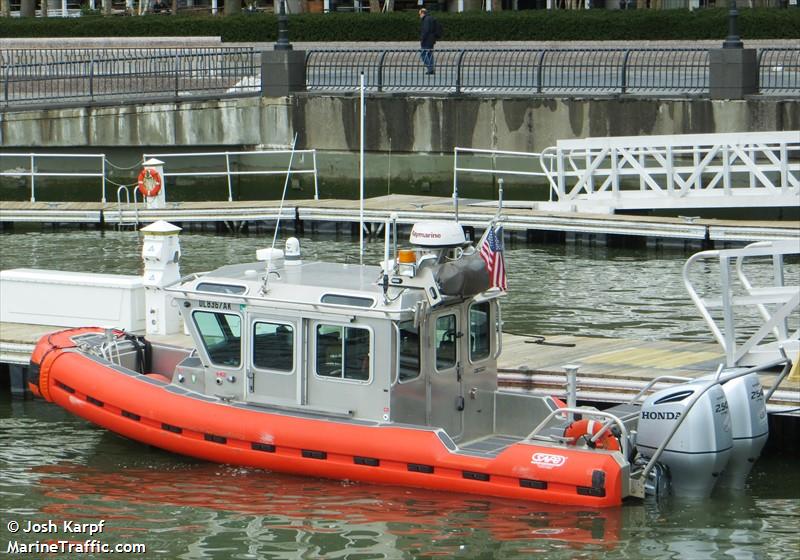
left=636, top=382, right=732, bottom=498
left=713, top=372, right=768, bottom=490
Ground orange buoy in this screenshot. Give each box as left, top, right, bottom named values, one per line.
left=137, top=167, right=162, bottom=198
left=564, top=419, right=621, bottom=451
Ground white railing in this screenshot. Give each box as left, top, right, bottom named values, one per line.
left=542, top=131, right=800, bottom=212
left=683, top=240, right=799, bottom=368
left=0, top=152, right=107, bottom=203
left=452, top=147, right=555, bottom=212
left=142, top=149, right=320, bottom=202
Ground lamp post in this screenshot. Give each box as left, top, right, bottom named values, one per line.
left=722, top=0, right=744, bottom=49
left=275, top=0, right=292, bottom=51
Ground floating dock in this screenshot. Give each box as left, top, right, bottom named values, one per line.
left=2, top=195, right=798, bottom=245
left=2, top=321, right=796, bottom=419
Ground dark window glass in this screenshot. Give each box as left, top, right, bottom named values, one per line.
left=196, top=283, right=247, bottom=295
left=316, top=325, right=371, bottom=382
left=194, top=311, right=241, bottom=367
left=398, top=320, right=420, bottom=382
left=253, top=322, right=294, bottom=372
left=470, top=302, right=491, bottom=362
left=435, top=314, right=457, bottom=371
left=321, top=294, right=375, bottom=308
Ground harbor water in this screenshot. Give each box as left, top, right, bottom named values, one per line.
left=1, top=229, right=799, bottom=559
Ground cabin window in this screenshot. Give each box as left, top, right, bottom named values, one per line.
left=435, top=314, right=457, bottom=371
left=253, top=321, right=294, bottom=373
left=469, top=302, right=491, bottom=363
left=320, top=294, right=375, bottom=308
left=315, top=325, right=371, bottom=382
left=398, top=320, right=420, bottom=382
left=196, top=282, right=247, bottom=295
left=193, top=311, right=241, bottom=367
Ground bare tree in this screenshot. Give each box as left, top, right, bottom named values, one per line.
left=368, top=0, right=380, bottom=11
left=41, top=0, right=48, bottom=17
left=20, top=0, right=36, bottom=16
left=103, top=0, right=112, bottom=15
left=1, top=0, right=10, bottom=18
left=171, top=0, right=178, bottom=14
left=225, top=0, right=242, bottom=14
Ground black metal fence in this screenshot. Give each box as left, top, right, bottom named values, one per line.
left=1, top=47, right=798, bottom=108
left=305, top=48, right=713, bottom=95
left=1, top=48, right=261, bottom=108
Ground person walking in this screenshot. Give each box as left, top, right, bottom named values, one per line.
left=419, top=8, right=439, bottom=75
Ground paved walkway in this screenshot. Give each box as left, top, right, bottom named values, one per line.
left=3, top=37, right=798, bottom=49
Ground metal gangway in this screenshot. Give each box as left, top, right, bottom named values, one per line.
left=455, top=131, right=800, bottom=214
left=683, top=240, right=799, bottom=369
left=540, top=131, right=800, bottom=213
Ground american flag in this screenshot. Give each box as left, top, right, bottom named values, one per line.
left=479, top=225, right=507, bottom=291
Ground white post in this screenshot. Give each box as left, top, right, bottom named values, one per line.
left=212, top=0, right=218, bottom=14
left=141, top=158, right=166, bottom=210
left=563, top=364, right=579, bottom=422
left=62, top=0, right=67, bottom=16
left=359, top=72, right=365, bottom=266
left=141, top=221, right=182, bottom=336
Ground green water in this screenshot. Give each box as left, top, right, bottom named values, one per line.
left=1, top=229, right=798, bottom=559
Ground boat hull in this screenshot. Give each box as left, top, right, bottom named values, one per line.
left=30, top=328, right=625, bottom=507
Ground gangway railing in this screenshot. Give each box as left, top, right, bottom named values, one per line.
left=541, top=131, right=800, bottom=213
left=452, top=147, right=555, bottom=211
left=683, top=240, right=799, bottom=368
left=0, top=152, right=107, bottom=203
left=142, top=149, right=320, bottom=201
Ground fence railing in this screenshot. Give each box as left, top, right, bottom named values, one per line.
left=1, top=47, right=798, bottom=108
left=0, top=152, right=107, bottom=202
left=142, top=149, right=320, bottom=201
left=1, top=48, right=260, bottom=107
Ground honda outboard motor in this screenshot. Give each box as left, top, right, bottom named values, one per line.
left=636, top=381, right=732, bottom=498
left=712, top=372, right=768, bottom=490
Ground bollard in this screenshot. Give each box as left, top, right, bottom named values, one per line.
left=141, top=220, right=182, bottom=336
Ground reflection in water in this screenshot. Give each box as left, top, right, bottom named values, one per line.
left=2, top=401, right=798, bottom=559
left=34, top=462, right=627, bottom=559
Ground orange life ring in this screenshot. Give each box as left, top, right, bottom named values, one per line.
left=137, top=167, right=162, bottom=198
left=564, top=419, right=621, bottom=451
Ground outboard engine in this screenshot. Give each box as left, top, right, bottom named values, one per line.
left=711, top=372, right=768, bottom=490
left=636, top=381, right=732, bottom=498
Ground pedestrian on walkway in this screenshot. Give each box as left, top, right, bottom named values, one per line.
left=419, top=8, right=440, bottom=75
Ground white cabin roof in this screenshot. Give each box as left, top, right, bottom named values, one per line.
left=178, top=260, right=426, bottom=315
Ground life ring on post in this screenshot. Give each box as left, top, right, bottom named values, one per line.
left=564, top=419, right=621, bottom=451
left=137, top=167, right=162, bottom=198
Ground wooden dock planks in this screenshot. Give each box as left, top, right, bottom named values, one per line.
left=2, top=196, right=798, bottom=243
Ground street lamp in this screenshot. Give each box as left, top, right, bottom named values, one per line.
left=274, top=0, right=292, bottom=51
left=722, top=0, right=744, bottom=49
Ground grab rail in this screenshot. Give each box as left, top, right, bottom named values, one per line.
left=523, top=407, right=631, bottom=461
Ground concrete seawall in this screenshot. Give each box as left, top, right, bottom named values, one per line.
left=3, top=95, right=798, bottom=152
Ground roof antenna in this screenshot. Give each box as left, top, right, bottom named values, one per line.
left=359, top=71, right=366, bottom=265
left=261, top=132, right=299, bottom=295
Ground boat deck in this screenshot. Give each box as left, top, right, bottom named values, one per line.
left=2, top=322, right=797, bottom=416
left=2, top=195, right=798, bottom=244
